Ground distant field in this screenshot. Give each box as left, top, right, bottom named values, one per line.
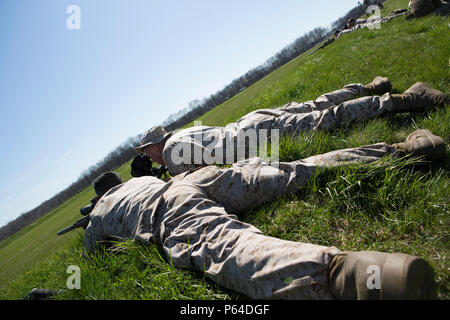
left=184, top=44, right=320, bottom=129
left=1, top=0, right=449, bottom=299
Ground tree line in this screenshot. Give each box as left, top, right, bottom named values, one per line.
left=0, top=2, right=374, bottom=242
left=0, top=136, right=141, bottom=242
left=162, top=3, right=371, bottom=131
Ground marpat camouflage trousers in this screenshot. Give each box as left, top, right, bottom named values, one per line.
left=235, top=83, right=392, bottom=132
left=163, top=83, right=394, bottom=175
left=84, top=143, right=398, bottom=299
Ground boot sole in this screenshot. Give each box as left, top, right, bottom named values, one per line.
left=382, top=254, right=436, bottom=299
left=406, top=129, right=446, bottom=161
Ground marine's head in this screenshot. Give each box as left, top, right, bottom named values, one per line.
left=93, top=171, right=123, bottom=198
left=135, top=125, right=172, bottom=165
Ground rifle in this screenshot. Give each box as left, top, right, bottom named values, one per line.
left=57, top=215, right=90, bottom=236
left=309, top=37, right=336, bottom=56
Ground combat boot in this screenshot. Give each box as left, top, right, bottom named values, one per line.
left=363, top=76, right=392, bottom=96
left=328, top=251, right=436, bottom=300
left=391, top=82, right=450, bottom=113
left=392, top=129, right=446, bottom=161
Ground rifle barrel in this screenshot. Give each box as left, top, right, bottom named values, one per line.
left=56, top=215, right=90, bottom=236
left=57, top=225, right=77, bottom=236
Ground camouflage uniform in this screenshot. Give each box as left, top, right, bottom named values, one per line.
left=338, top=10, right=409, bottom=38
left=84, top=142, right=398, bottom=299
left=163, top=83, right=394, bottom=175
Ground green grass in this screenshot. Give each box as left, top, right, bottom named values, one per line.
left=1, top=0, right=449, bottom=300
left=3, top=237, right=234, bottom=300
left=0, top=159, right=134, bottom=291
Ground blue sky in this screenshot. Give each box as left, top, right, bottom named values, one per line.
left=0, top=0, right=359, bottom=227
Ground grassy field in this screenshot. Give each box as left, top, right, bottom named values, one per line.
left=0, top=159, right=134, bottom=291
left=0, top=0, right=449, bottom=299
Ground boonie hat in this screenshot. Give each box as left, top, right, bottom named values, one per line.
left=135, top=125, right=172, bottom=153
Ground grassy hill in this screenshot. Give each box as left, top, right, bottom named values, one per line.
left=0, top=0, right=448, bottom=299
